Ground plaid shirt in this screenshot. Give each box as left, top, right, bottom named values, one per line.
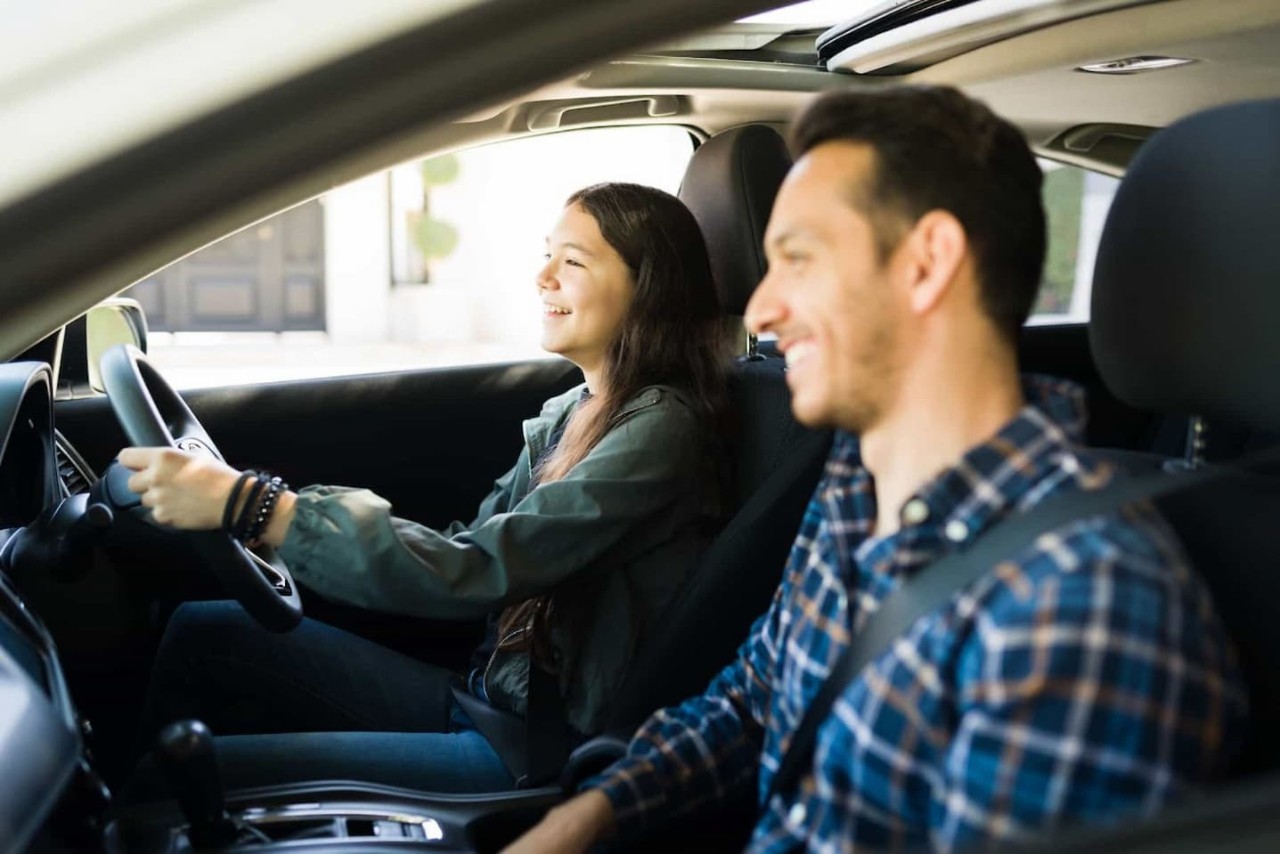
left=590, top=376, right=1246, bottom=851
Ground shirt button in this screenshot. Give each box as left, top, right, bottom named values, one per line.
left=944, top=520, right=970, bottom=543
left=901, top=498, right=930, bottom=525
left=787, top=802, right=807, bottom=827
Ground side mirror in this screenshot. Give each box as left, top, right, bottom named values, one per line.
left=85, top=298, right=148, bottom=393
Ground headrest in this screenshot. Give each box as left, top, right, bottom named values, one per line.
left=1090, top=98, right=1280, bottom=432
left=678, top=124, right=792, bottom=315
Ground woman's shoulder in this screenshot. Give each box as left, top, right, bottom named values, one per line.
left=539, top=382, right=695, bottom=419
left=618, top=383, right=701, bottom=421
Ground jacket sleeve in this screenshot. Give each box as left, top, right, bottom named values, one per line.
left=438, top=456, right=521, bottom=537
left=278, top=398, right=705, bottom=620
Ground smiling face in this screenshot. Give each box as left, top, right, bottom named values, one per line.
left=745, top=142, right=910, bottom=433
left=537, top=202, right=635, bottom=381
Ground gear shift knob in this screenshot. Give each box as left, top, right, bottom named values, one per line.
left=154, top=719, right=238, bottom=848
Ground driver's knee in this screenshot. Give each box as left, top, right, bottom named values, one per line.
left=156, top=600, right=260, bottom=668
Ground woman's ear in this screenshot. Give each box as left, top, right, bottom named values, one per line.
left=901, top=210, right=968, bottom=317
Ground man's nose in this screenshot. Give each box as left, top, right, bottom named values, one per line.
left=744, top=270, right=782, bottom=335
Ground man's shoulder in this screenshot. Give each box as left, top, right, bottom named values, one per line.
left=979, top=447, right=1202, bottom=631
left=900, top=427, right=1187, bottom=600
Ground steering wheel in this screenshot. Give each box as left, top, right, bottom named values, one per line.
left=97, top=343, right=303, bottom=632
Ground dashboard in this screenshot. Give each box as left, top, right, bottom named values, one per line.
left=0, top=365, right=58, bottom=529
left=0, top=362, right=90, bottom=849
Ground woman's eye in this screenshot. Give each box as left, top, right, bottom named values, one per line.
left=565, top=258, right=585, bottom=268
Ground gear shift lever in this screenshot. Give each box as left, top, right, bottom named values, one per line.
left=154, top=720, right=239, bottom=848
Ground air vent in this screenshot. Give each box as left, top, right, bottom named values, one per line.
left=54, top=431, right=95, bottom=497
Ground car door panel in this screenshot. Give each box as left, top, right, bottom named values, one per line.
left=56, top=358, right=580, bottom=528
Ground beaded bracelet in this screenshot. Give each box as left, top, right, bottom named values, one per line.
left=232, top=471, right=269, bottom=542
left=243, top=475, right=287, bottom=545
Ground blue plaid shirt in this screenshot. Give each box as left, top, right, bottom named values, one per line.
left=590, top=377, right=1246, bottom=851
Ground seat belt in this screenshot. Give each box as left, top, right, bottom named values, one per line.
left=523, top=655, right=572, bottom=787
left=765, top=456, right=1279, bottom=807
left=449, top=653, right=571, bottom=789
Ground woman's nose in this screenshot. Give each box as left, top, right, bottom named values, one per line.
left=536, top=261, right=557, bottom=291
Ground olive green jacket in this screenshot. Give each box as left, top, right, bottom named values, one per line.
left=279, top=382, right=721, bottom=735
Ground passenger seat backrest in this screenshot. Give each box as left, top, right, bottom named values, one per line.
left=1090, top=98, right=1280, bottom=776
left=611, top=364, right=829, bottom=728
left=608, top=125, right=832, bottom=731
left=676, top=123, right=791, bottom=319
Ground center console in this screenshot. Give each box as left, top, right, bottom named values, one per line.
left=107, top=776, right=562, bottom=852
left=105, top=718, right=561, bottom=852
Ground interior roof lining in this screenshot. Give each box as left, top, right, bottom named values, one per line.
left=4, top=0, right=1278, bottom=360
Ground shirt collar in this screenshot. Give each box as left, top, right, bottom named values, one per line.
left=900, top=374, right=1087, bottom=549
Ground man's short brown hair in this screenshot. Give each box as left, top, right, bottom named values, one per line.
left=790, top=86, right=1046, bottom=344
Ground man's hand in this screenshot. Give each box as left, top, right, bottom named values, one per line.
left=117, top=447, right=241, bottom=529
left=502, top=790, right=616, bottom=854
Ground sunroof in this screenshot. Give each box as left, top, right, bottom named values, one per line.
left=739, top=0, right=888, bottom=26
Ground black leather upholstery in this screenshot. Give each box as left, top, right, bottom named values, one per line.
left=608, top=127, right=831, bottom=734
left=1091, top=99, right=1280, bottom=433
left=1090, top=98, right=1280, bottom=777
left=678, top=124, right=791, bottom=315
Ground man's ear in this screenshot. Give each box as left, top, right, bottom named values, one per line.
left=901, top=210, right=968, bottom=316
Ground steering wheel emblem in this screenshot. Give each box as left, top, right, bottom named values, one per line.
left=176, top=437, right=212, bottom=456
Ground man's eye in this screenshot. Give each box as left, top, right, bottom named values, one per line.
left=784, top=252, right=810, bottom=266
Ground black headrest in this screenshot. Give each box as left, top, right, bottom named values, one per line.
left=678, top=124, right=792, bottom=315
left=1091, top=99, right=1280, bottom=433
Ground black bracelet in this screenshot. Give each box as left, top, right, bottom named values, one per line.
left=243, top=476, right=287, bottom=544
left=232, top=472, right=270, bottom=542
left=222, top=470, right=256, bottom=534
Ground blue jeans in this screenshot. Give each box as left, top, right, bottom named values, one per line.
left=128, top=600, right=513, bottom=800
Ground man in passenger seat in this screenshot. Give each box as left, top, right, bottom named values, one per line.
left=508, top=86, right=1248, bottom=852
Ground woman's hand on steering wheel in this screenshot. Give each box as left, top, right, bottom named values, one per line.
left=118, top=446, right=240, bottom=530
left=100, top=343, right=303, bottom=631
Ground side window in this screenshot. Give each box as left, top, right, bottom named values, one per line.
left=129, top=126, right=696, bottom=388
left=1029, top=160, right=1120, bottom=323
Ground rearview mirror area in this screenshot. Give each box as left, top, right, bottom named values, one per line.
left=44, top=298, right=149, bottom=398
left=86, top=299, right=148, bottom=394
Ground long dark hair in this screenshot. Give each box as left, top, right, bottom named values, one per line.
left=496, top=181, right=729, bottom=669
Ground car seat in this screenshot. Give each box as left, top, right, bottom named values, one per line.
left=1088, top=97, right=1280, bottom=778
left=599, top=124, right=831, bottom=735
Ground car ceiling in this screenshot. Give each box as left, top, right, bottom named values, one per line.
left=1, top=0, right=1277, bottom=361
left=0, top=0, right=781, bottom=361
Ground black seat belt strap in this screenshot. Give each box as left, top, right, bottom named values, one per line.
left=523, top=654, right=571, bottom=788
left=765, top=457, right=1277, bottom=806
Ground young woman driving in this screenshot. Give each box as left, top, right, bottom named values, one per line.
left=118, top=182, right=729, bottom=795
